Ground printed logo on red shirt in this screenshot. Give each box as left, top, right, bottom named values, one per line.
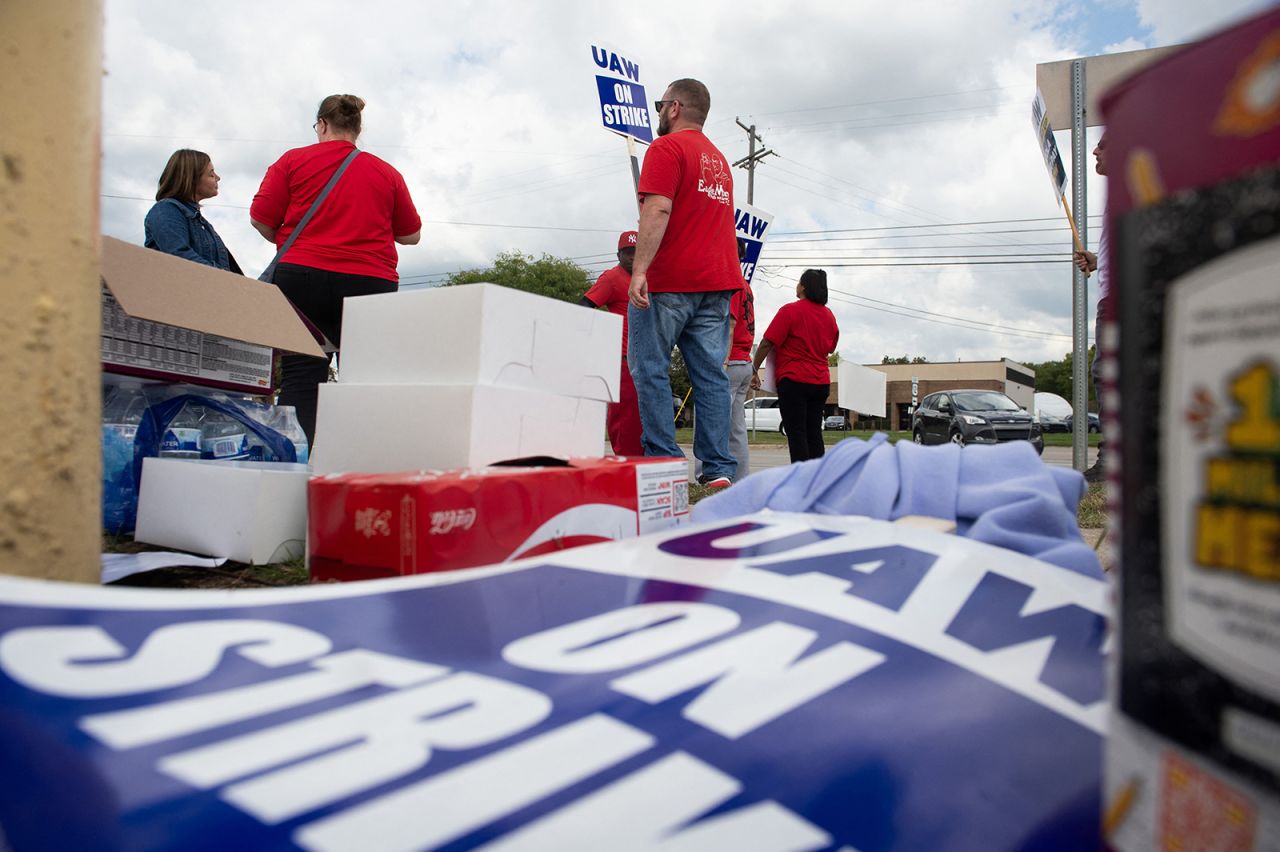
left=698, top=153, right=731, bottom=205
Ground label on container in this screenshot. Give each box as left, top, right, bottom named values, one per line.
left=159, top=427, right=202, bottom=457
left=635, top=460, right=690, bottom=534
left=1162, top=236, right=1280, bottom=704
left=201, top=432, right=249, bottom=460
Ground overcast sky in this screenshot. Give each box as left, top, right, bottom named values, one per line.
left=101, top=0, right=1272, bottom=366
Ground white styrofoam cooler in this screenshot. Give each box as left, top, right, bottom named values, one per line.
left=338, top=283, right=623, bottom=402
left=309, top=382, right=608, bottom=475
left=838, top=357, right=888, bottom=416
left=134, top=459, right=310, bottom=564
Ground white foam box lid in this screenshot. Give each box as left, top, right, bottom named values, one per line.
left=337, top=283, right=623, bottom=402
left=309, top=382, right=607, bottom=475
left=134, top=459, right=310, bottom=565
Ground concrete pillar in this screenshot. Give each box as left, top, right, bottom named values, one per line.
left=0, top=1, right=103, bottom=581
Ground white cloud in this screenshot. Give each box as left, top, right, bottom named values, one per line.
left=99, top=0, right=1258, bottom=366
left=1135, top=0, right=1271, bottom=44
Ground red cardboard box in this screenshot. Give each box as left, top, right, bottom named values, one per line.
left=308, top=457, right=689, bottom=582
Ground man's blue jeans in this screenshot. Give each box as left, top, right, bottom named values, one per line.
left=628, top=290, right=736, bottom=480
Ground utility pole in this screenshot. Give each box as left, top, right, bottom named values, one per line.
left=733, top=118, right=775, bottom=204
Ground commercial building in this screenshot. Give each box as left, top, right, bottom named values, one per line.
left=848, top=359, right=1036, bottom=431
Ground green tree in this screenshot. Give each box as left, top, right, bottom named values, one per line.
left=881, top=355, right=929, bottom=364
left=445, top=251, right=591, bottom=303
left=1024, top=348, right=1098, bottom=409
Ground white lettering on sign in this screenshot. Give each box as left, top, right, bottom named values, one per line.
left=611, top=622, right=885, bottom=739
left=591, top=45, right=640, bottom=82
left=295, top=714, right=654, bottom=852
left=0, top=620, right=330, bottom=698
left=161, top=671, right=553, bottom=824
left=735, top=209, right=769, bottom=239
left=602, top=104, right=651, bottom=128
left=480, top=752, right=830, bottom=852
left=612, top=82, right=633, bottom=104
left=81, top=649, right=446, bottom=749
left=503, top=602, right=740, bottom=673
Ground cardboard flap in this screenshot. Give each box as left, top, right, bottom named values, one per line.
left=101, top=237, right=324, bottom=358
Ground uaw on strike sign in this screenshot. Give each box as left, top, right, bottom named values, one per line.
left=0, top=513, right=1106, bottom=851
left=591, top=44, right=651, bottom=144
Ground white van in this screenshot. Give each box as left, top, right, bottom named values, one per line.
left=1033, top=392, right=1073, bottom=433
left=743, top=397, right=785, bottom=432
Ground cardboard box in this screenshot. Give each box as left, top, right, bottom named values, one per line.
left=100, top=237, right=324, bottom=395
left=134, top=458, right=310, bottom=564
left=309, top=457, right=689, bottom=581
left=338, top=283, right=623, bottom=402
left=309, top=382, right=607, bottom=475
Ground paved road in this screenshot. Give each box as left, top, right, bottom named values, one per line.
left=682, top=440, right=1098, bottom=480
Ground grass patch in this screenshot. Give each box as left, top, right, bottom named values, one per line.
left=1077, top=483, right=1108, bottom=529
left=676, top=428, right=908, bottom=446
left=1041, top=432, right=1103, bottom=447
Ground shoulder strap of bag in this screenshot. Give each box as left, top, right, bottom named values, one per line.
left=257, top=147, right=362, bottom=283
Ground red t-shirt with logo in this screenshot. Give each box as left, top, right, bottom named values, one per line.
left=729, top=279, right=755, bottom=360
left=764, top=298, right=840, bottom=385
left=637, top=130, right=740, bottom=293
left=584, top=264, right=631, bottom=354
left=251, top=140, right=421, bottom=282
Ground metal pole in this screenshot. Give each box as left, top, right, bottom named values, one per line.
left=1070, top=59, right=1090, bottom=472
left=747, top=124, right=757, bottom=204
left=626, top=136, right=641, bottom=215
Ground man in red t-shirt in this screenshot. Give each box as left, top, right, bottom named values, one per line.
left=627, top=78, right=740, bottom=489
left=579, top=230, right=643, bottom=456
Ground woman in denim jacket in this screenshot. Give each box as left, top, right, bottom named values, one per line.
left=144, top=149, right=241, bottom=273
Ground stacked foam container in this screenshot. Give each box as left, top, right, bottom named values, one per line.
left=310, top=283, right=622, bottom=474
left=307, top=283, right=691, bottom=581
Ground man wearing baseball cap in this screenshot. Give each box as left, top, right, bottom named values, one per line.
left=579, top=230, right=643, bottom=455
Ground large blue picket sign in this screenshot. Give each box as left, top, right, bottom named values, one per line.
left=594, top=76, right=651, bottom=144
left=0, top=514, right=1106, bottom=850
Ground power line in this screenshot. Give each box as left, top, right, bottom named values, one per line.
left=742, top=85, right=1020, bottom=119
left=761, top=252, right=1070, bottom=260
left=765, top=99, right=1025, bottom=132
left=773, top=216, right=1102, bottom=236
left=761, top=259, right=1070, bottom=267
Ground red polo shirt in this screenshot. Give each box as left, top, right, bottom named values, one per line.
left=251, top=140, right=421, bottom=282
left=764, top=298, right=840, bottom=385
left=584, top=265, right=631, bottom=353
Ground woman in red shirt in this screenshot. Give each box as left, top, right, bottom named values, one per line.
left=250, top=94, right=422, bottom=445
left=751, top=269, right=840, bottom=462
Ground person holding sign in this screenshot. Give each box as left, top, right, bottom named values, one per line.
left=752, top=269, right=839, bottom=463
left=1072, top=132, right=1109, bottom=484
left=580, top=230, right=644, bottom=456
left=628, top=78, right=740, bottom=490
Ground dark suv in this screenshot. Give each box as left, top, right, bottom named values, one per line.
left=911, top=389, right=1043, bottom=454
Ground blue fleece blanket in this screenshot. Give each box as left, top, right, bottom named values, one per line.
left=693, top=434, right=1103, bottom=578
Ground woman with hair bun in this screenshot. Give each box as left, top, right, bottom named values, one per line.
left=144, top=149, right=241, bottom=272
left=250, top=94, right=422, bottom=445
left=751, top=268, right=840, bottom=463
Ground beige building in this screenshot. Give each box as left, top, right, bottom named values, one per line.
left=834, top=359, right=1036, bottom=431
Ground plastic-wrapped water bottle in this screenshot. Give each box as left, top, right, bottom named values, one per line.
left=200, top=411, right=250, bottom=460
left=269, top=405, right=309, bottom=464
left=159, top=403, right=203, bottom=459
left=102, top=381, right=148, bottom=532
